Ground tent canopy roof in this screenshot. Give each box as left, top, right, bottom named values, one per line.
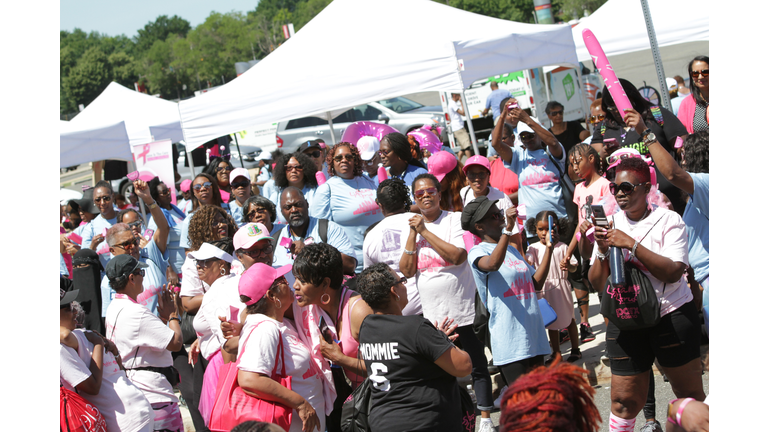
left=178, top=0, right=578, bottom=149
left=60, top=120, right=132, bottom=168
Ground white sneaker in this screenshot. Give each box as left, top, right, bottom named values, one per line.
left=477, top=419, right=495, bottom=432
left=493, top=385, right=508, bottom=409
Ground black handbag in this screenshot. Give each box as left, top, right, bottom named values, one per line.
left=471, top=275, right=492, bottom=350
left=180, top=311, right=197, bottom=345
left=339, top=377, right=372, bottom=432
left=600, top=216, right=666, bottom=331
left=458, top=384, right=477, bottom=432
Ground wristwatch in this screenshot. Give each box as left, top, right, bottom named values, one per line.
left=595, top=249, right=609, bottom=261
left=148, top=202, right=158, bottom=210
left=642, top=131, right=657, bottom=146
left=501, top=229, right=515, bottom=236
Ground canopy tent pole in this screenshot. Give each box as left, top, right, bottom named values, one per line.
left=233, top=134, right=245, bottom=168
left=326, top=112, right=337, bottom=144
left=460, top=91, right=480, bottom=156
left=640, top=0, right=672, bottom=110
left=573, top=66, right=593, bottom=134
left=127, top=160, right=148, bottom=223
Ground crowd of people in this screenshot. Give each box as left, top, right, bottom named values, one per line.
left=60, top=55, right=709, bottom=432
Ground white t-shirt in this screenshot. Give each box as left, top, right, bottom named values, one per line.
left=180, top=254, right=210, bottom=297
left=590, top=207, right=692, bottom=316
left=67, top=330, right=154, bottom=432
left=459, top=185, right=520, bottom=234
left=412, top=211, right=477, bottom=326
left=448, top=99, right=464, bottom=132
left=105, top=297, right=177, bottom=404
left=238, top=314, right=326, bottom=432
left=362, top=212, right=423, bottom=316
left=194, top=273, right=241, bottom=360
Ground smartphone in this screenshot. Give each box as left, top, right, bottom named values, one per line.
left=603, top=138, right=619, bottom=150
left=144, top=228, right=154, bottom=241
left=507, top=102, right=519, bottom=110
left=591, top=205, right=609, bottom=227
left=548, top=215, right=554, bottom=240
left=318, top=316, right=334, bottom=344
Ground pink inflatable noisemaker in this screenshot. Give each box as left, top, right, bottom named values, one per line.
left=582, top=29, right=633, bottom=121
left=377, top=166, right=388, bottom=183
left=315, top=172, right=327, bottom=186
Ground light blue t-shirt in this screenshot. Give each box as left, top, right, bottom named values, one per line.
left=309, top=175, right=383, bottom=273
left=228, top=201, right=246, bottom=227
left=256, top=168, right=271, bottom=196
left=506, top=144, right=567, bottom=224
left=271, top=217, right=357, bottom=268
left=388, top=163, right=428, bottom=195
left=100, top=239, right=168, bottom=317
left=60, top=254, right=69, bottom=277
left=683, top=173, right=709, bottom=282
left=148, top=205, right=186, bottom=274
left=262, top=179, right=277, bottom=207
left=485, top=88, right=513, bottom=120
left=270, top=185, right=318, bottom=225
left=82, top=212, right=118, bottom=270
left=467, top=242, right=550, bottom=365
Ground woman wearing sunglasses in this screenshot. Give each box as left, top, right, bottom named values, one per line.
left=270, top=152, right=319, bottom=223
left=356, top=262, right=472, bottom=432
left=592, top=78, right=689, bottom=215
left=587, top=157, right=704, bottom=432
left=677, top=56, right=709, bottom=134
left=178, top=173, right=228, bottom=251
left=463, top=196, right=554, bottom=387
left=400, top=173, right=496, bottom=429
left=310, top=142, right=383, bottom=274
left=203, top=157, right=236, bottom=203
left=546, top=100, right=590, bottom=155
left=243, top=195, right=284, bottom=235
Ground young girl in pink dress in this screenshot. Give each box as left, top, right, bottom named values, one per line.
left=526, top=210, right=580, bottom=363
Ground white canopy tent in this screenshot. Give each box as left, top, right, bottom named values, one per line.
left=71, top=82, right=183, bottom=147
left=571, top=0, right=709, bottom=62
left=178, top=0, right=580, bottom=150
left=60, top=120, right=132, bottom=168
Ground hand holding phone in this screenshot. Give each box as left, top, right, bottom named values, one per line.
left=603, top=138, right=619, bottom=150
left=590, top=205, right=609, bottom=228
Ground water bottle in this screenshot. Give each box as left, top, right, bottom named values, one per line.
left=467, top=384, right=477, bottom=404
left=609, top=246, right=626, bottom=286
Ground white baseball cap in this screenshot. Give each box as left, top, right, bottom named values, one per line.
left=229, top=168, right=251, bottom=183
left=356, top=136, right=380, bottom=161
left=187, top=242, right=234, bottom=263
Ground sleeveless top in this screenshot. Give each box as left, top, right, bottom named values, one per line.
left=338, top=287, right=365, bottom=388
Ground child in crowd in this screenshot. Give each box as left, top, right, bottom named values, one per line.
left=526, top=211, right=580, bottom=363
left=563, top=144, right=611, bottom=343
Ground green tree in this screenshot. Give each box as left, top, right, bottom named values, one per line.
left=108, top=51, right=139, bottom=89
left=62, top=47, right=112, bottom=109
left=293, top=0, right=333, bottom=30
left=134, top=15, right=191, bottom=54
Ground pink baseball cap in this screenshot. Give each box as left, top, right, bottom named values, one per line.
left=229, top=168, right=251, bottom=183
left=462, top=155, right=491, bottom=174
left=427, top=151, right=458, bottom=182
left=234, top=223, right=272, bottom=250
left=239, top=263, right=293, bottom=305
left=180, top=179, right=192, bottom=192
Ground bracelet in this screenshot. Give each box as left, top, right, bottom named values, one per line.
left=629, top=241, right=639, bottom=259
left=404, top=250, right=417, bottom=255
left=501, top=229, right=514, bottom=236
left=168, top=316, right=181, bottom=324
left=667, top=397, right=695, bottom=427
left=595, top=249, right=608, bottom=261
left=147, top=202, right=158, bottom=210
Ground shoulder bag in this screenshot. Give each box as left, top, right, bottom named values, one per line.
left=209, top=321, right=293, bottom=432
left=60, top=385, right=107, bottom=432
left=340, top=325, right=372, bottom=432
left=544, top=146, right=578, bottom=225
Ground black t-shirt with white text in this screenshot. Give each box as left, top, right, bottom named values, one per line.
left=359, top=314, right=463, bottom=432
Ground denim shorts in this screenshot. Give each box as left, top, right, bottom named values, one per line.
left=606, top=300, right=701, bottom=376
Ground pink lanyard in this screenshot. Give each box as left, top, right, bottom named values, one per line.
left=114, top=293, right=138, bottom=304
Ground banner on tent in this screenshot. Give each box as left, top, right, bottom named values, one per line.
left=131, top=139, right=177, bottom=205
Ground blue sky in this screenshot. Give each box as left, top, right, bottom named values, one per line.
left=60, top=0, right=261, bottom=38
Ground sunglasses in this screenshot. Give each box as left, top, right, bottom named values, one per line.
left=548, top=110, right=564, bottom=116
left=240, top=244, right=273, bottom=258
left=588, top=114, right=605, bottom=124
left=334, top=154, right=355, bottom=163
left=193, top=182, right=212, bottom=191
left=610, top=181, right=648, bottom=196
left=691, top=69, right=709, bottom=78
left=231, top=180, right=250, bottom=189
left=114, top=238, right=139, bottom=249
left=132, top=268, right=146, bottom=277
left=414, top=187, right=438, bottom=198
left=127, top=220, right=143, bottom=229
left=216, top=165, right=234, bottom=173
left=195, top=258, right=220, bottom=268
left=284, top=164, right=303, bottom=172
left=94, top=196, right=112, bottom=203
left=395, top=276, right=408, bottom=286
left=305, top=150, right=323, bottom=158
left=378, top=149, right=392, bottom=157
left=606, top=153, right=635, bottom=167
left=519, top=133, right=535, bottom=141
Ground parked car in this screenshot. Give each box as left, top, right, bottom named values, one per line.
left=275, top=96, right=446, bottom=153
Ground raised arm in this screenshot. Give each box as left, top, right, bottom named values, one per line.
left=516, top=108, right=562, bottom=158
left=133, top=179, right=169, bottom=254
left=491, top=109, right=514, bottom=164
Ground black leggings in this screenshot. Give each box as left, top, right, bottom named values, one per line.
left=454, top=325, right=494, bottom=411
left=498, top=355, right=545, bottom=387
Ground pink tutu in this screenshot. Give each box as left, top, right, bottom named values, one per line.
left=199, top=350, right=224, bottom=427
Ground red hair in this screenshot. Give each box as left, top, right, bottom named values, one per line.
left=615, top=157, right=651, bottom=184
left=500, top=359, right=601, bottom=432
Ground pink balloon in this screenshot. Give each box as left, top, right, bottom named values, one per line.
left=582, top=29, right=633, bottom=120
left=407, top=126, right=441, bottom=154
left=340, top=121, right=399, bottom=146
left=315, top=171, right=327, bottom=186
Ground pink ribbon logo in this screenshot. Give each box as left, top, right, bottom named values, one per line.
left=137, top=144, right=151, bottom=165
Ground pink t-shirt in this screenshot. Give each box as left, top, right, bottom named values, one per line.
left=590, top=207, right=692, bottom=316
left=573, top=176, right=612, bottom=228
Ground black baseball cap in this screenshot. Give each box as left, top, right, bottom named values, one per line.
left=298, top=140, right=323, bottom=153
left=60, top=289, right=79, bottom=306
left=105, top=254, right=148, bottom=281
left=75, top=188, right=100, bottom=215
left=460, top=196, right=499, bottom=232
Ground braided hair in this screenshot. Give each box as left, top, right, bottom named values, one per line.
left=376, top=178, right=412, bottom=214
left=500, top=359, right=601, bottom=432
